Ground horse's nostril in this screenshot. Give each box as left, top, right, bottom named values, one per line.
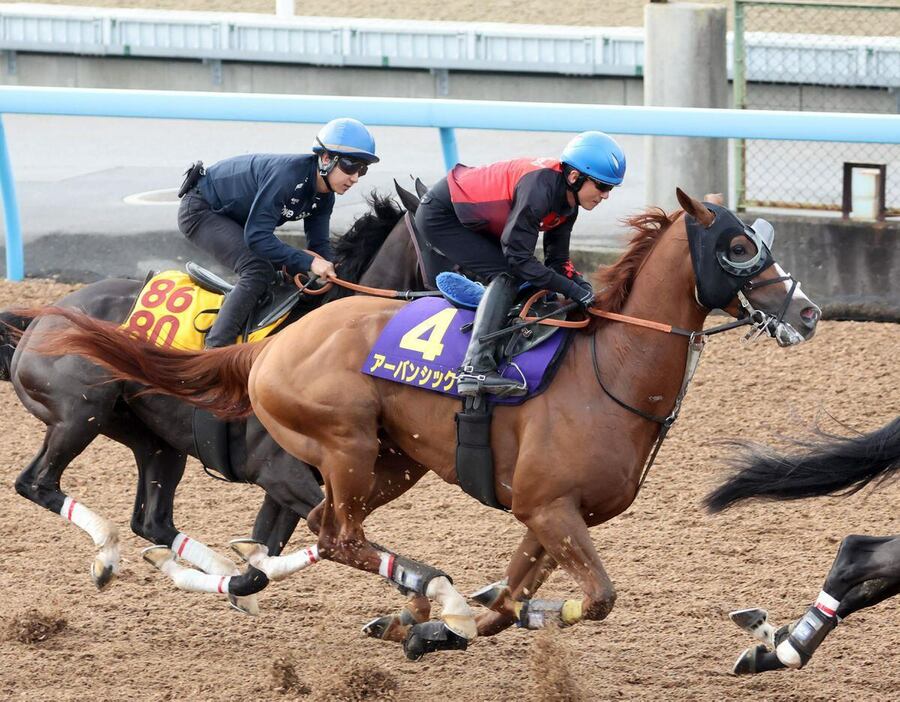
left=801, top=306, right=820, bottom=326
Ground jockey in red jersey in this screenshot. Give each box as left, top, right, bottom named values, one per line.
left=413, top=131, right=626, bottom=397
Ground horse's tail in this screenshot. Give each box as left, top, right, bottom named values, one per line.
left=0, top=310, right=35, bottom=381
left=24, top=306, right=264, bottom=419
left=704, top=416, right=900, bottom=513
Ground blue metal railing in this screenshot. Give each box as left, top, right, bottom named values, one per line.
left=1, top=86, right=899, bottom=280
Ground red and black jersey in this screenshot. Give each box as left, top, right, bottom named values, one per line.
left=444, top=158, right=581, bottom=293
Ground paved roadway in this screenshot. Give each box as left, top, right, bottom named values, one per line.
left=1, top=115, right=646, bottom=281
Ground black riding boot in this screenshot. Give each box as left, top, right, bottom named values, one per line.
left=205, top=277, right=269, bottom=348
left=457, top=273, right=525, bottom=397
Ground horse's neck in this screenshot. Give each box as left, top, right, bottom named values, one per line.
left=591, top=228, right=707, bottom=401
left=358, top=219, right=422, bottom=290
left=624, top=228, right=705, bottom=334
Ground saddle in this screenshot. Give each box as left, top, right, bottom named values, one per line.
left=434, top=270, right=568, bottom=359
left=450, top=287, right=571, bottom=512
left=185, top=261, right=302, bottom=342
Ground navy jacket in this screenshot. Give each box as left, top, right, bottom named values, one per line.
left=198, top=153, right=334, bottom=275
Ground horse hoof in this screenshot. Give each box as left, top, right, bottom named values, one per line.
left=403, top=621, right=469, bottom=661
left=142, top=545, right=174, bottom=570
left=229, top=538, right=266, bottom=563
left=91, top=558, right=116, bottom=591
left=442, top=613, right=477, bottom=641
left=732, top=644, right=767, bottom=675
left=228, top=593, right=260, bottom=617
left=730, top=608, right=775, bottom=647
left=362, top=615, right=395, bottom=640
left=470, top=579, right=508, bottom=608
left=774, top=622, right=794, bottom=647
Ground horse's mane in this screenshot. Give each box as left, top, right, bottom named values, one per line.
left=591, top=207, right=680, bottom=314
left=332, top=191, right=404, bottom=285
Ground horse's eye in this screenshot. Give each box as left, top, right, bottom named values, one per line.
left=732, top=244, right=746, bottom=256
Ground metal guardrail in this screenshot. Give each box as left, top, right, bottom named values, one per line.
left=0, top=5, right=898, bottom=87
left=1, top=86, right=899, bottom=281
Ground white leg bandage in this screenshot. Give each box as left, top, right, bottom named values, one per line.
left=171, top=533, right=238, bottom=575
left=60, top=497, right=116, bottom=547
left=248, top=544, right=319, bottom=581
left=157, top=557, right=232, bottom=594
left=814, top=590, right=840, bottom=618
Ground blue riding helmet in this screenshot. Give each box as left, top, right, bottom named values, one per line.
left=312, top=118, right=379, bottom=164
left=560, top=131, right=626, bottom=186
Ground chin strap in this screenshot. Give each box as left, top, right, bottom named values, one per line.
left=562, top=164, right=586, bottom=197
left=317, top=154, right=336, bottom=193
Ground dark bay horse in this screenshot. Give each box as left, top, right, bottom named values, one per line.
left=2, top=193, right=422, bottom=613
left=705, top=415, right=900, bottom=675
left=27, top=189, right=821, bottom=658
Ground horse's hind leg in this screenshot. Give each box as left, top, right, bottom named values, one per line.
left=128, top=434, right=259, bottom=615
left=228, top=494, right=303, bottom=597
left=733, top=534, right=900, bottom=675
left=774, top=534, right=900, bottom=670
left=14, top=425, right=120, bottom=589
left=320, top=453, right=480, bottom=660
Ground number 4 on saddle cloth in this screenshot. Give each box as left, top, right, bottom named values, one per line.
left=121, top=264, right=298, bottom=350
left=362, top=290, right=570, bottom=406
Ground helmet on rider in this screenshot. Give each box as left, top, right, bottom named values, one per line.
left=313, top=118, right=379, bottom=168
left=560, top=131, right=626, bottom=193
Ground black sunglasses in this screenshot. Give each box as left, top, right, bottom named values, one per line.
left=587, top=176, right=614, bottom=193
left=336, top=157, right=369, bottom=177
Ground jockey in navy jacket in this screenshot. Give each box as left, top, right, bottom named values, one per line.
left=198, top=153, right=335, bottom=277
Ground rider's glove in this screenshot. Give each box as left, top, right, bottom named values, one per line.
left=567, top=279, right=595, bottom=309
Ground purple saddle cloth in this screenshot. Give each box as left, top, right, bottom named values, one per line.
left=361, top=297, right=568, bottom=405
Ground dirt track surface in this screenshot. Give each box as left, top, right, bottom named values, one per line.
left=0, top=279, right=898, bottom=701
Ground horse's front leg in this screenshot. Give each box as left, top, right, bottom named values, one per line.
left=512, top=497, right=616, bottom=629
left=471, top=529, right=558, bottom=637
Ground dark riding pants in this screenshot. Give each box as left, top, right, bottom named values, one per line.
left=414, top=178, right=509, bottom=287
left=177, top=189, right=275, bottom=347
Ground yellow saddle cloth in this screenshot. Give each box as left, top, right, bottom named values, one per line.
left=121, top=270, right=284, bottom=350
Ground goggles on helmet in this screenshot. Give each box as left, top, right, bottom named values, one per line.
left=587, top=176, right=615, bottom=193
left=335, top=157, right=369, bottom=177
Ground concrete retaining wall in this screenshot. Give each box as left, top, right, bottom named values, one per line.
left=2, top=52, right=895, bottom=112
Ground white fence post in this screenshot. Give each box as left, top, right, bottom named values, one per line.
left=275, top=0, right=295, bottom=17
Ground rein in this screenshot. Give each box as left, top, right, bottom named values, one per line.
left=293, top=272, right=441, bottom=302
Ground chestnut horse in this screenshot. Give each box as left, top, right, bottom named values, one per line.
left=30, top=189, right=821, bottom=659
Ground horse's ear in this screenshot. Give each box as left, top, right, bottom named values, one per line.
left=414, top=177, right=429, bottom=199
left=676, top=187, right=715, bottom=227
left=393, top=178, right=420, bottom=214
